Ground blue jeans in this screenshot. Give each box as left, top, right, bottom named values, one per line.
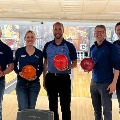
left=16, top=78, right=40, bottom=111
left=0, top=78, right=5, bottom=120
left=90, top=81, right=112, bottom=120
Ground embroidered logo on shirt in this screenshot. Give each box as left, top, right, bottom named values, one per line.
left=21, top=55, right=26, bottom=57
left=34, top=55, right=39, bottom=58
left=0, top=52, right=3, bottom=54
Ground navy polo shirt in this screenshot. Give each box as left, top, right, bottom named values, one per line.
left=14, top=47, right=43, bottom=80
left=90, top=40, right=120, bottom=83
left=43, top=39, right=77, bottom=74
left=0, top=40, right=13, bottom=71
left=113, top=40, right=120, bottom=56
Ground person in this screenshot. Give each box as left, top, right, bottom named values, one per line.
left=89, top=25, right=120, bottom=120
left=14, top=30, right=43, bottom=111
left=43, top=22, right=77, bottom=120
left=0, top=28, right=14, bottom=120
left=113, top=22, right=120, bottom=113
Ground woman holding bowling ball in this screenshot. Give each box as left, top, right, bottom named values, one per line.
left=14, top=30, right=43, bottom=111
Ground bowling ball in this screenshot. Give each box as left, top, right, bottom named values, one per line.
left=80, top=58, right=95, bottom=71
left=53, top=54, right=68, bottom=70
left=21, top=65, right=36, bottom=79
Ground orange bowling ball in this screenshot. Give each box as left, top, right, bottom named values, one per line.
left=53, top=54, right=68, bottom=70
left=21, top=65, right=36, bottom=79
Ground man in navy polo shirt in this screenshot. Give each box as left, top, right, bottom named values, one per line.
left=0, top=28, right=14, bottom=120
left=90, top=25, right=119, bottom=120
left=43, top=22, right=77, bottom=120
left=113, top=22, right=120, bottom=113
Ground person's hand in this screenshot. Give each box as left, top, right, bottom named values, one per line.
left=19, top=72, right=23, bottom=77
left=57, top=66, right=68, bottom=71
left=19, top=72, right=37, bottom=81
left=107, top=82, right=116, bottom=94
left=27, top=76, right=37, bottom=81
left=84, top=70, right=90, bottom=73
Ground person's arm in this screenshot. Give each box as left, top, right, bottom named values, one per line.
left=0, top=47, right=14, bottom=77
left=2, top=63, right=14, bottom=75
left=14, top=49, right=19, bottom=74
left=68, top=59, right=77, bottom=69
left=36, top=52, right=43, bottom=78
left=107, top=69, right=119, bottom=94
left=43, top=58, right=48, bottom=89
left=112, top=69, right=119, bottom=84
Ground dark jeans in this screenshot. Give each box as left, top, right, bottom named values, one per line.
left=90, top=81, right=112, bottom=120
left=45, top=73, right=71, bottom=120
left=116, top=75, right=120, bottom=109
left=16, top=78, right=40, bottom=111
left=0, top=78, right=5, bottom=120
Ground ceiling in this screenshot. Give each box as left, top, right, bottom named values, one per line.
left=0, top=0, right=120, bottom=22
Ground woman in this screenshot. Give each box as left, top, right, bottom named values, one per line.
left=14, top=30, right=43, bottom=111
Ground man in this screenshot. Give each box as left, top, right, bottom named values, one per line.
left=43, top=22, right=77, bottom=120
left=113, top=22, right=120, bottom=113
left=0, top=28, right=14, bottom=120
left=90, top=25, right=119, bottom=120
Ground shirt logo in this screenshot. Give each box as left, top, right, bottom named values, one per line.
left=21, top=55, right=26, bottom=57
left=0, top=52, right=3, bottom=54
left=34, top=55, right=39, bottom=58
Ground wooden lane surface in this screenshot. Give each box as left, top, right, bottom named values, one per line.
left=72, top=63, right=91, bottom=97
left=5, top=71, right=17, bottom=84
left=2, top=94, right=120, bottom=120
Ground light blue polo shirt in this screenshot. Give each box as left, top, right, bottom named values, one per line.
left=43, top=39, right=77, bottom=74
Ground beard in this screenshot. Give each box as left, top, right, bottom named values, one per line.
left=54, top=33, right=62, bottom=39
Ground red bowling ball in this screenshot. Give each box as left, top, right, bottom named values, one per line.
left=53, top=54, right=68, bottom=70
left=80, top=58, right=95, bottom=71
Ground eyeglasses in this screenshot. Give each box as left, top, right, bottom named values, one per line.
left=95, top=31, right=105, bottom=34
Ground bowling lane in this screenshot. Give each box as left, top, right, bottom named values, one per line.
left=5, top=71, right=17, bottom=84
left=72, top=62, right=92, bottom=97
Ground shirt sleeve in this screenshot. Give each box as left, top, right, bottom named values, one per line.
left=111, top=44, right=120, bottom=70
left=36, top=51, right=43, bottom=78
left=43, top=42, right=51, bottom=59
left=14, top=49, right=19, bottom=74
left=67, top=42, right=77, bottom=60
left=7, top=47, right=14, bottom=64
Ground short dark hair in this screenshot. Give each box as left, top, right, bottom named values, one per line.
left=53, top=22, right=64, bottom=28
left=115, top=22, right=120, bottom=30
left=95, top=25, right=106, bottom=32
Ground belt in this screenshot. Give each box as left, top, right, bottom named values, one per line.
left=48, top=72, right=69, bottom=76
